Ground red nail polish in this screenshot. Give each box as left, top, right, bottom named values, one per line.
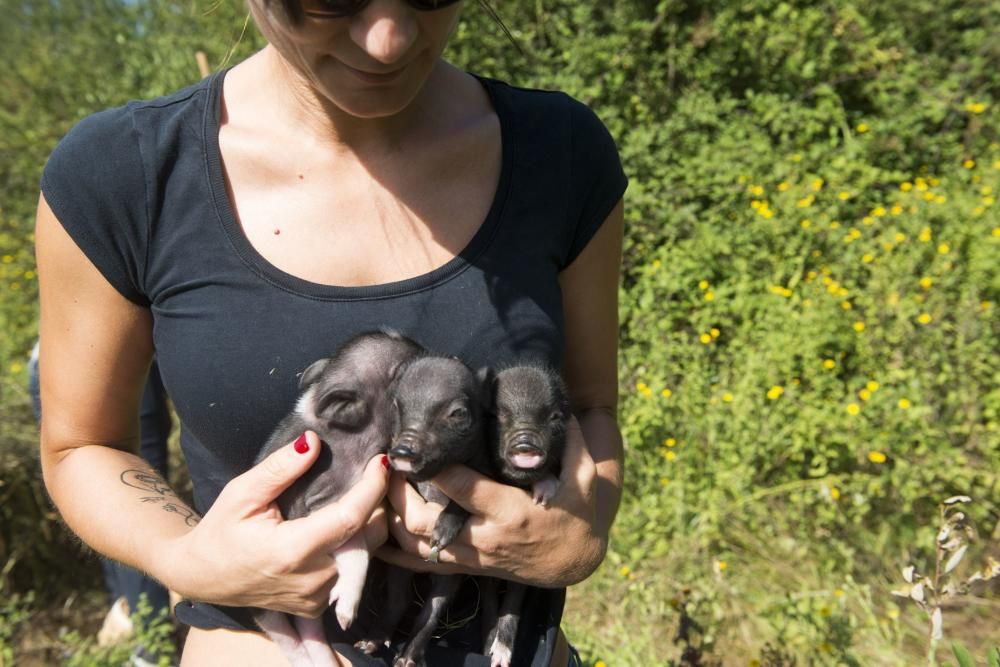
left=294, top=434, right=309, bottom=454
left=381, top=455, right=390, bottom=470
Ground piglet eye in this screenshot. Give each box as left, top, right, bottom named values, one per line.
left=549, top=411, right=563, bottom=423
left=449, top=406, right=470, bottom=421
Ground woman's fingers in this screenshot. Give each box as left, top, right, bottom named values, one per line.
left=293, top=454, right=390, bottom=550
left=218, top=431, right=321, bottom=515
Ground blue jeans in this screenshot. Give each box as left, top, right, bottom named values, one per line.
left=29, top=343, right=172, bottom=626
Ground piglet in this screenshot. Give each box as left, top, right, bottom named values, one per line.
left=385, top=355, right=492, bottom=667
left=252, top=330, right=423, bottom=667
left=483, top=364, right=569, bottom=667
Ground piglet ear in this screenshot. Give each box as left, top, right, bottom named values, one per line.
left=314, top=388, right=370, bottom=431
left=475, top=366, right=496, bottom=413
left=299, top=358, right=331, bottom=389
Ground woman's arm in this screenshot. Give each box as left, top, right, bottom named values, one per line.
left=36, top=194, right=390, bottom=616
left=380, top=200, right=625, bottom=585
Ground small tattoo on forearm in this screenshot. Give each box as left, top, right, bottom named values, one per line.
left=121, top=469, right=200, bottom=526
left=121, top=470, right=173, bottom=495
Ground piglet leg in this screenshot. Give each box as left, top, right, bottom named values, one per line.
left=329, top=530, right=370, bottom=630
left=532, top=475, right=560, bottom=507
left=295, top=615, right=341, bottom=667
left=255, top=609, right=325, bottom=667
left=394, top=574, right=463, bottom=667
left=487, top=581, right=527, bottom=667
left=428, top=500, right=471, bottom=562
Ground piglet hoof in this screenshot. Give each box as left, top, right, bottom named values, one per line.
left=354, top=639, right=385, bottom=655
left=532, top=477, right=560, bottom=507
left=427, top=545, right=440, bottom=563
left=393, top=657, right=422, bottom=667
left=490, top=644, right=513, bottom=667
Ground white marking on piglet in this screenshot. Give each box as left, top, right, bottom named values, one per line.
left=329, top=531, right=370, bottom=631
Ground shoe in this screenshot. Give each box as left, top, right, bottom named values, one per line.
left=97, top=596, right=134, bottom=647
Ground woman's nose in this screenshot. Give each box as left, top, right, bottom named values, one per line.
left=349, top=0, right=419, bottom=65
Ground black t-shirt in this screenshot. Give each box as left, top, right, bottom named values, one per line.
left=41, top=68, right=626, bottom=666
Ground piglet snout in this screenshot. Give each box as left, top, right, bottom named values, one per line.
left=509, top=440, right=546, bottom=470
left=389, top=434, right=423, bottom=473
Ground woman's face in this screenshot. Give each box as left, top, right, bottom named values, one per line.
left=248, top=0, right=464, bottom=118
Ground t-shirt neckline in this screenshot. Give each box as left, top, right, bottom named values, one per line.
left=202, top=67, right=513, bottom=301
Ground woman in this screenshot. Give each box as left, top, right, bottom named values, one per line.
left=36, top=0, right=626, bottom=664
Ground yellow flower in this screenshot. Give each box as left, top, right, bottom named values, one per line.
left=704, top=290, right=715, bottom=301
left=778, top=181, right=791, bottom=192
left=664, top=438, right=676, bottom=447
left=930, top=177, right=940, bottom=187
left=750, top=185, right=765, bottom=196
left=982, top=186, right=994, bottom=195
left=619, top=566, right=631, bottom=577
left=919, top=227, right=932, bottom=242
left=800, top=218, right=811, bottom=229
left=853, top=321, right=866, bottom=332
left=698, top=279, right=710, bottom=290
left=700, top=333, right=712, bottom=344
left=846, top=403, right=860, bottom=415
left=859, top=389, right=871, bottom=401
left=983, top=196, right=995, bottom=206
left=862, top=253, right=874, bottom=263
left=797, top=194, right=815, bottom=208
left=856, top=122, right=869, bottom=133
left=900, top=181, right=913, bottom=192
left=867, top=381, right=880, bottom=392
left=919, top=277, right=932, bottom=289
left=823, top=359, right=836, bottom=369
left=665, top=450, right=676, bottom=461
left=862, top=216, right=875, bottom=226
left=767, top=385, right=784, bottom=400
left=791, top=153, right=803, bottom=162
left=923, top=191, right=936, bottom=202
left=722, top=392, right=734, bottom=403
left=872, top=206, right=886, bottom=217
left=895, top=232, right=906, bottom=242
left=891, top=205, right=903, bottom=215
left=934, top=194, right=946, bottom=204
left=834, top=588, right=845, bottom=598
left=659, top=477, right=670, bottom=487
left=982, top=300, right=993, bottom=310
left=937, top=242, right=950, bottom=254
left=0, top=255, right=12, bottom=264
left=9, top=362, right=24, bottom=374
left=963, top=159, right=976, bottom=170
left=993, top=227, right=1000, bottom=237
left=710, top=328, right=721, bottom=338
left=717, top=560, right=728, bottom=571
left=918, top=313, right=932, bottom=324
left=838, top=191, right=851, bottom=200
left=812, top=178, right=825, bottom=191
left=898, top=398, right=911, bottom=409
left=830, top=487, right=841, bottom=500
left=841, top=301, right=852, bottom=310
left=868, top=451, right=887, bottom=463
left=750, top=200, right=762, bottom=210
left=651, top=259, right=662, bottom=269
left=965, top=102, right=987, bottom=114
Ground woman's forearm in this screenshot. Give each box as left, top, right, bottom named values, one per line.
left=41, top=442, right=197, bottom=591
left=575, top=406, right=624, bottom=542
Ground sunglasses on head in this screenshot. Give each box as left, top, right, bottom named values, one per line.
left=302, top=0, right=462, bottom=18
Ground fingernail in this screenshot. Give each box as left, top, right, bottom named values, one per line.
left=294, top=434, right=309, bottom=454
left=380, top=455, right=390, bottom=470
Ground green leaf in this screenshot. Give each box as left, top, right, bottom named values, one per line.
left=952, top=643, right=974, bottom=667
left=988, top=646, right=1000, bottom=667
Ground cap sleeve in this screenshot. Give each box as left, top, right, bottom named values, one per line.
left=40, top=105, right=150, bottom=306
left=562, top=100, right=628, bottom=268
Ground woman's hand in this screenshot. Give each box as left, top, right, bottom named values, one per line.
left=161, top=432, right=389, bottom=617
left=377, top=417, right=608, bottom=588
